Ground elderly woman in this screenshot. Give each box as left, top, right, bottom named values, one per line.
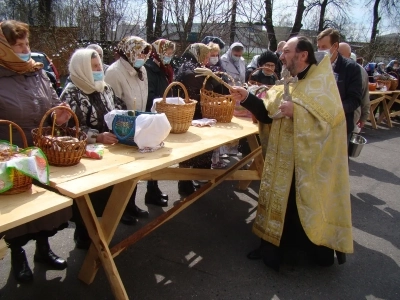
left=205, top=42, right=225, bottom=73
left=220, top=42, right=246, bottom=86
left=0, top=20, right=71, bottom=283
left=105, top=36, right=169, bottom=223
left=86, top=44, right=109, bottom=73
left=174, top=43, right=221, bottom=194
left=60, top=48, right=128, bottom=248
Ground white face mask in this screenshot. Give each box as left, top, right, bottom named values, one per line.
left=318, top=49, right=332, bottom=59
left=209, top=57, right=219, bottom=65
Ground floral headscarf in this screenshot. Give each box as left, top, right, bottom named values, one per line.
left=150, top=39, right=176, bottom=83
left=0, top=22, right=43, bottom=74
left=184, top=43, right=211, bottom=65
left=117, top=36, right=151, bottom=67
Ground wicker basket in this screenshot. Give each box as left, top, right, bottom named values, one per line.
left=376, top=79, right=392, bottom=91
left=200, top=72, right=235, bottom=123
left=248, top=67, right=279, bottom=86
left=0, top=120, right=32, bottom=195
left=155, top=82, right=197, bottom=133
left=31, top=106, right=87, bottom=166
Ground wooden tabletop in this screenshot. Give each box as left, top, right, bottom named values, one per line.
left=0, top=185, right=72, bottom=232
left=369, top=91, right=394, bottom=95
left=50, top=117, right=259, bottom=198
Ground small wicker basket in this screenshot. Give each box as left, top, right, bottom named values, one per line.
left=376, top=79, right=392, bottom=91
left=248, top=67, right=279, bottom=86
left=31, top=106, right=87, bottom=166
left=200, top=72, right=235, bottom=123
left=155, top=82, right=197, bottom=133
left=0, top=120, right=32, bottom=195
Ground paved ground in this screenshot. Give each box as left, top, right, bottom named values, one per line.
left=1, top=120, right=400, bottom=300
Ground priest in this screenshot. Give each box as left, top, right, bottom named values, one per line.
left=230, top=36, right=353, bottom=271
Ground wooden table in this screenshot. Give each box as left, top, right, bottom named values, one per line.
left=0, top=185, right=72, bottom=233
left=368, top=91, right=393, bottom=129
left=49, top=117, right=262, bottom=300
left=377, top=90, right=400, bottom=126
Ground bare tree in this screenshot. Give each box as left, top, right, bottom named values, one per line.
left=368, top=0, right=399, bottom=43
left=264, top=0, right=277, bottom=51
left=229, top=0, right=237, bottom=45
left=289, top=0, right=306, bottom=38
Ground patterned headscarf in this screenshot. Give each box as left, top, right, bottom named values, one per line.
left=0, top=22, right=43, bottom=74
left=150, top=39, right=176, bottom=83
left=184, top=43, right=212, bottom=65
left=117, top=36, right=151, bottom=66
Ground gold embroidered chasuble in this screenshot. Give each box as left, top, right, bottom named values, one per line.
left=253, top=56, right=353, bottom=253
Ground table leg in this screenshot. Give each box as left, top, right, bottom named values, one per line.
left=377, top=92, right=400, bottom=126
left=237, top=134, right=263, bottom=190
left=77, top=179, right=138, bottom=299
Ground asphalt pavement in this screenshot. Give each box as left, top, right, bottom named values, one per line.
left=1, top=119, right=399, bottom=300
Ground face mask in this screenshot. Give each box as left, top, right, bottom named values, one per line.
left=134, top=59, right=145, bottom=68
left=209, top=57, right=219, bottom=65
left=163, top=56, right=172, bottom=65
left=17, top=52, right=31, bottom=62
left=92, top=71, right=104, bottom=82
left=318, top=49, right=332, bottom=58
left=231, top=55, right=241, bottom=62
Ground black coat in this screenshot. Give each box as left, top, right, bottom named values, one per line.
left=144, top=59, right=170, bottom=112
left=174, top=52, right=228, bottom=119
left=247, top=69, right=277, bottom=86
left=333, top=54, right=362, bottom=134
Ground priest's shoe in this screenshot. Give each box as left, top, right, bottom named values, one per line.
left=11, top=248, right=33, bottom=283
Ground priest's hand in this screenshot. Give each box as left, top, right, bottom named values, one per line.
left=97, top=132, right=118, bottom=144
left=230, top=86, right=248, bottom=102
left=279, top=101, right=294, bottom=118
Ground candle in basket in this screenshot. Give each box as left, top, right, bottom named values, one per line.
left=52, top=113, right=56, bottom=137
left=9, top=124, right=12, bottom=150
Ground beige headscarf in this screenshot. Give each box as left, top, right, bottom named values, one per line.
left=0, top=22, right=43, bottom=74
left=69, top=49, right=105, bottom=94
left=184, top=43, right=211, bottom=64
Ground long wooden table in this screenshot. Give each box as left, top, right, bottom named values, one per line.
left=0, top=185, right=72, bottom=234
left=49, top=117, right=262, bottom=300
left=369, top=90, right=400, bottom=129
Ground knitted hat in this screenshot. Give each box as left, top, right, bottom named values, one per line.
left=257, top=50, right=279, bottom=67
left=69, top=48, right=105, bottom=94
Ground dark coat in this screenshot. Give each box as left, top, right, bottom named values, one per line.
left=174, top=52, right=228, bottom=119
left=333, top=54, right=362, bottom=134
left=247, top=70, right=277, bottom=86
left=144, top=59, right=170, bottom=112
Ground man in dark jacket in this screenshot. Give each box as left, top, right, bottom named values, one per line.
left=317, top=28, right=362, bottom=139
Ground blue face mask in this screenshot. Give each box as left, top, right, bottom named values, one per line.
left=134, top=59, right=145, bottom=68
left=163, top=56, right=172, bottom=65
left=17, top=52, right=31, bottom=62
left=92, top=71, right=104, bottom=82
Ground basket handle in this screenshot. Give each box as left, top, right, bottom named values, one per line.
left=162, top=81, right=190, bottom=103
left=202, top=71, right=235, bottom=89
left=38, top=106, right=80, bottom=138
left=248, top=67, right=279, bottom=85
left=0, top=120, right=28, bottom=148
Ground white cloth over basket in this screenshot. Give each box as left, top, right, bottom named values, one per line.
left=151, top=97, right=186, bottom=113
left=134, top=113, right=171, bottom=149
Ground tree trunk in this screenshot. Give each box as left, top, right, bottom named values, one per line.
left=230, top=0, right=237, bottom=45
left=370, top=0, right=381, bottom=43
left=318, top=0, right=328, bottom=33
left=100, top=0, right=107, bottom=41
left=265, top=0, right=277, bottom=51
left=146, top=0, right=155, bottom=42
left=182, top=0, right=196, bottom=49
left=289, top=0, right=305, bottom=38
left=37, top=0, right=53, bottom=27
left=154, top=0, right=164, bottom=41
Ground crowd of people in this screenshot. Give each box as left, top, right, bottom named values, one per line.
left=0, top=18, right=392, bottom=283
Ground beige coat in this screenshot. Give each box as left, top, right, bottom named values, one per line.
left=105, top=58, right=148, bottom=111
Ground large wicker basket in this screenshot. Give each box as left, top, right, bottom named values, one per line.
left=0, top=120, right=32, bottom=195
left=31, top=106, right=87, bottom=166
left=388, top=72, right=399, bottom=90
left=155, top=82, right=197, bottom=133
left=376, top=79, right=392, bottom=91
left=248, top=67, right=279, bottom=86
left=200, top=72, right=235, bottom=123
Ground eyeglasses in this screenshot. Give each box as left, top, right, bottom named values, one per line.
left=263, top=63, right=275, bottom=68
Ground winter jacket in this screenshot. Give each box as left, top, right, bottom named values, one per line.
left=105, top=58, right=148, bottom=111
left=0, top=66, right=60, bottom=146
left=144, top=59, right=170, bottom=112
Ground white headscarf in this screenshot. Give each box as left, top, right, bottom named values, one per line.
left=69, top=49, right=105, bottom=94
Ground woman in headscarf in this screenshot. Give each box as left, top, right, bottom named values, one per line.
left=205, top=41, right=225, bottom=73
left=174, top=43, right=222, bottom=194
left=220, top=42, right=246, bottom=86
left=0, top=20, right=71, bottom=283
left=105, top=36, right=169, bottom=223
left=60, top=48, right=129, bottom=249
